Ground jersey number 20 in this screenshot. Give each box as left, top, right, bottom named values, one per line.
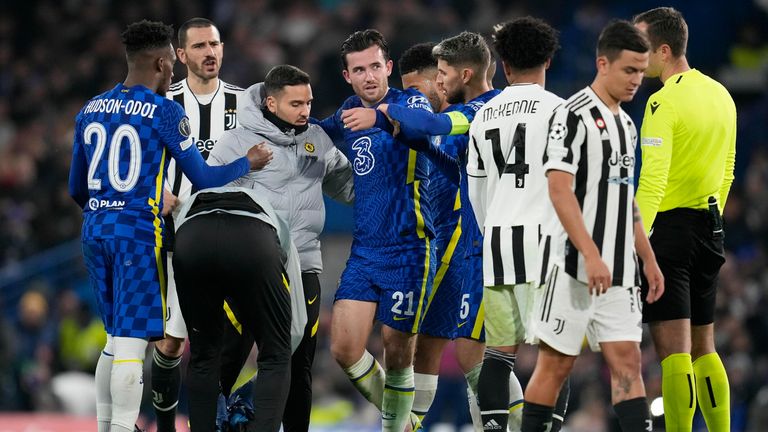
left=487, top=124, right=529, bottom=188
left=84, top=122, right=142, bottom=192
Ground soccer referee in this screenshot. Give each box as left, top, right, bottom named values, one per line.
left=634, top=8, right=736, bottom=432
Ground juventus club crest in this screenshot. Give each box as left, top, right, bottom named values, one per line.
left=224, top=108, right=237, bottom=130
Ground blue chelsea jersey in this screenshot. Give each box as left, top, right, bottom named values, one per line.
left=70, top=84, right=204, bottom=247
left=451, top=89, right=501, bottom=256
left=323, top=87, right=435, bottom=249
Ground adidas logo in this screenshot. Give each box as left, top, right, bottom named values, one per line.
left=483, top=419, right=503, bottom=430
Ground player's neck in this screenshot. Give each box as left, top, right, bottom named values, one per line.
left=187, top=75, right=219, bottom=95
left=464, top=81, right=492, bottom=103
left=590, top=80, right=621, bottom=114
left=123, top=72, right=157, bottom=94
left=507, top=69, right=545, bottom=87
left=660, top=56, right=691, bottom=84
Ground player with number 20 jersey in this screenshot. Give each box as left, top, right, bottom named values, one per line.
left=69, top=83, right=250, bottom=340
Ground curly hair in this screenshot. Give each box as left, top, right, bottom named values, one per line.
left=121, top=20, right=174, bottom=58
left=398, top=42, right=437, bottom=75
left=492, top=17, right=560, bottom=71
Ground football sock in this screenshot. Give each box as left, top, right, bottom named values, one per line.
left=479, top=349, right=515, bottom=431
left=661, top=353, right=696, bottom=431
left=110, top=337, right=148, bottom=431
left=96, top=335, right=114, bottom=432
left=693, top=352, right=730, bottom=432
left=552, top=376, right=570, bottom=432
left=520, top=401, right=554, bottom=432
left=509, top=367, right=525, bottom=431
left=412, top=372, right=438, bottom=423
left=342, top=350, right=385, bottom=410
left=382, top=366, right=415, bottom=432
left=613, top=397, right=652, bottom=432
left=151, top=347, right=182, bottom=432
left=467, top=386, right=483, bottom=431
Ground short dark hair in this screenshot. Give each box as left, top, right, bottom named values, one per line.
left=264, top=65, right=311, bottom=96
left=121, top=20, right=174, bottom=59
left=492, top=17, right=560, bottom=70
left=597, top=20, right=650, bottom=61
left=632, top=7, right=688, bottom=57
left=178, top=17, right=216, bottom=48
left=432, top=31, right=490, bottom=71
left=398, top=42, right=437, bottom=75
left=341, top=29, right=390, bottom=69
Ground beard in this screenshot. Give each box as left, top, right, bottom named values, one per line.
left=446, top=87, right=464, bottom=105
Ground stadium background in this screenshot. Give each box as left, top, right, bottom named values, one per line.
left=0, top=0, right=766, bottom=430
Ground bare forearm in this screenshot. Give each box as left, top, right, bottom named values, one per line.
left=632, top=200, right=655, bottom=263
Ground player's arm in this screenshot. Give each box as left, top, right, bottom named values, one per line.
left=379, top=103, right=470, bottom=136
left=313, top=112, right=344, bottom=145
left=718, top=110, right=737, bottom=212
left=322, top=145, right=355, bottom=204
left=466, top=125, right=488, bottom=228
left=68, top=116, right=89, bottom=208
left=632, top=199, right=664, bottom=303
left=161, top=103, right=267, bottom=189
left=635, top=95, right=675, bottom=233
left=545, top=109, right=610, bottom=295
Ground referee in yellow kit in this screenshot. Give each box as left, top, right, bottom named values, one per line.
left=633, top=7, right=736, bottom=432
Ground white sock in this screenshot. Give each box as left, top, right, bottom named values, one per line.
left=110, top=336, right=147, bottom=430
left=464, top=362, right=482, bottom=395
left=343, top=350, right=385, bottom=410
left=96, top=335, right=114, bottom=432
left=508, top=370, right=524, bottom=432
left=412, top=372, right=438, bottom=422
left=467, top=386, right=483, bottom=432
left=382, top=366, right=415, bottom=432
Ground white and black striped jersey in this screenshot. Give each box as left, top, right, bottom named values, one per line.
left=541, top=86, right=640, bottom=288
left=467, top=84, right=563, bottom=286
left=165, top=79, right=244, bottom=204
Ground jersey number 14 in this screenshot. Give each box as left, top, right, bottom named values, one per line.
left=487, top=124, right=529, bottom=188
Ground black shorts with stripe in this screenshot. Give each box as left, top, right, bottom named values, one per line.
left=641, top=208, right=725, bottom=325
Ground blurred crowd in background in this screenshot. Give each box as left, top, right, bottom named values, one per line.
left=0, top=0, right=767, bottom=430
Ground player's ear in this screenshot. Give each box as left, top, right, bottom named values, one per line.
left=462, top=68, right=473, bottom=84
left=265, top=95, right=277, bottom=113
left=659, top=43, right=672, bottom=62
left=502, top=61, right=514, bottom=80
left=176, top=47, right=187, bottom=65
left=544, top=58, right=552, bottom=70
left=342, top=69, right=352, bottom=84
left=385, top=59, right=393, bottom=76
left=156, top=56, right=165, bottom=74
left=596, top=55, right=609, bottom=75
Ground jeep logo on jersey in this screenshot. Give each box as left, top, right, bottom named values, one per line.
left=178, top=117, right=191, bottom=137
left=88, top=198, right=126, bottom=211
left=608, top=151, right=635, bottom=169
left=224, top=109, right=237, bottom=130
left=351, top=136, right=375, bottom=175
left=194, top=138, right=217, bottom=154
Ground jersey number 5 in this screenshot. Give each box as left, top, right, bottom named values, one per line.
left=487, top=124, right=529, bottom=188
left=84, top=122, right=142, bottom=192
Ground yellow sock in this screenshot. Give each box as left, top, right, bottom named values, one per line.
left=693, top=352, right=730, bottom=432
left=661, top=353, right=696, bottom=432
